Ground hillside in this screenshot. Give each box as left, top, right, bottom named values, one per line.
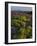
left=11, top=11, right=32, bottom=39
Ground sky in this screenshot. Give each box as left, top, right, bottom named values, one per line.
left=11, top=6, right=32, bottom=11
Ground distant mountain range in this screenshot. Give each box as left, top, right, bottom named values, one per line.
left=11, top=11, right=32, bottom=15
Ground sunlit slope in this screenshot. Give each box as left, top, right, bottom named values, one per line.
left=11, top=12, right=32, bottom=39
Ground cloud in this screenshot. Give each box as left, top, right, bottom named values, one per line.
left=11, top=6, right=32, bottom=11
